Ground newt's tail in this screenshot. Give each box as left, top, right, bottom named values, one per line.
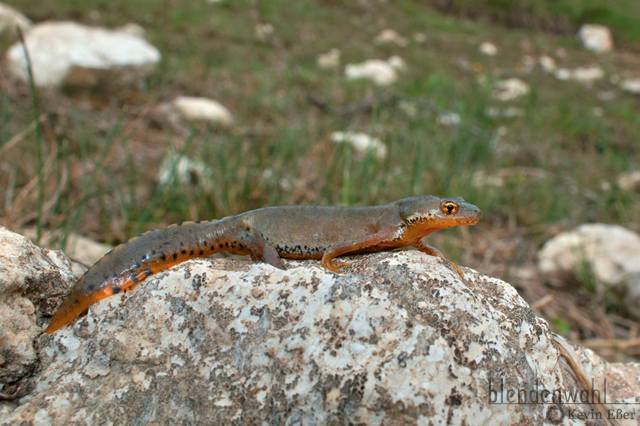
left=45, top=219, right=239, bottom=333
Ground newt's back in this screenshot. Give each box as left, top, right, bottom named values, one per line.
left=238, top=204, right=401, bottom=258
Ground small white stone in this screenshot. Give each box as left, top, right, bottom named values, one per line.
left=554, top=68, right=571, bottom=81
left=520, top=55, right=536, bottom=74
left=473, top=167, right=549, bottom=188
left=373, top=29, right=407, bottom=47
left=538, top=55, right=556, bottom=73
left=437, top=112, right=461, bottom=126
left=166, top=96, right=234, bottom=127
left=330, top=131, right=387, bottom=159
left=492, top=78, right=530, bottom=101
left=555, top=47, right=567, bottom=58
left=578, top=24, right=613, bottom=53
left=317, top=49, right=340, bottom=70
left=620, top=79, right=640, bottom=94
left=572, top=66, right=605, bottom=83
left=554, top=66, right=604, bottom=84
left=485, top=107, right=525, bottom=118
left=617, top=171, right=640, bottom=192
left=413, top=32, right=427, bottom=43
left=158, top=153, right=214, bottom=189
left=386, top=55, right=406, bottom=71
left=345, top=59, right=398, bottom=86
left=597, top=90, right=616, bottom=101
left=255, top=23, right=274, bottom=41
left=479, top=42, right=498, bottom=56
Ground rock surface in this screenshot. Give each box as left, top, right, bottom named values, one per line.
left=538, top=224, right=640, bottom=317
left=1, top=226, right=639, bottom=425
left=0, top=3, right=32, bottom=41
left=0, top=227, right=75, bottom=386
left=19, top=228, right=112, bottom=277
left=6, top=21, right=161, bottom=89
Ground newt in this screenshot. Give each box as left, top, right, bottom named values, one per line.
left=45, top=195, right=481, bottom=334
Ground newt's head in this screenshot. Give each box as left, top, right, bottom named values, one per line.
left=397, top=195, right=482, bottom=230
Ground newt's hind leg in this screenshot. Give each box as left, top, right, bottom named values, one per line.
left=242, top=234, right=285, bottom=270
left=413, top=240, right=464, bottom=277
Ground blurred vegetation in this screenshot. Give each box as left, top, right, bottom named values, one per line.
left=1, top=0, right=640, bottom=359
left=432, top=0, right=640, bottom=45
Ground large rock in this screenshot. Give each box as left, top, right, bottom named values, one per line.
left=0, top=3, right=32, bottom=41
left=0, top=227, right=75, bottom=387
left=6, top=21, right=161, bottom=89
left=1, top=226, right=638, bottom=424
left=538, top=224, right=640, bottom=317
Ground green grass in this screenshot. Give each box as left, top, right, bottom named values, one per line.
left=432, top=0, right=640, bottom=44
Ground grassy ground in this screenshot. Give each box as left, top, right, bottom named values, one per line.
left=1, top=0, right=640, bottom=361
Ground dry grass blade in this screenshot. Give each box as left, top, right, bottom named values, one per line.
left=530, top=292, right=556, bottom=310
left=577, top=338, right=640, bottom=350
left=8, top=137, right=58, bottom=223
left=17, top=161, right=68, bottom=227
left=552, top=334, right=620, bottom=426
left=0, top=114, right=46, bottom=155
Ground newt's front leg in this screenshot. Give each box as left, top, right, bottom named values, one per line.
left=321, top=229, right=398, bottom=273
left=413, top=240, right=464, bottom=277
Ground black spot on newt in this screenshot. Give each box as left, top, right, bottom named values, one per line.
left=181, top=249, right=187, bottom=255
left=145, top=269, right=153, bottom=276
left=113, top=286, right=122, bottom=294
left=173, top=253, right=178, bottom=260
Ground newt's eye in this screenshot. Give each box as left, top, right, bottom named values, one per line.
left=441, top=201, right=458, bottom=215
